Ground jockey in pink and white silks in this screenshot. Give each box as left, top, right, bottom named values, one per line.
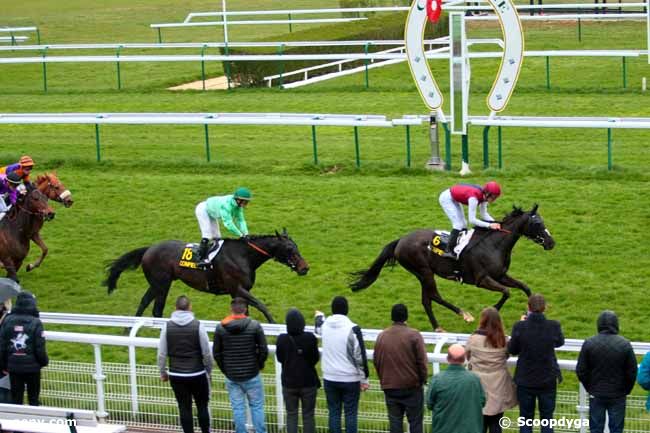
left=438, top=181, right=502, bottom=259
left=194, top=187, right=251, bottom=264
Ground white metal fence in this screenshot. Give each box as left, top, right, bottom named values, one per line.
left=35, top=313, right=650, bottom=433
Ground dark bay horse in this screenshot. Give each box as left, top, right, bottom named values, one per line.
left=35, top=173, right=74, bottom=208
left=350, top=205, right=555, bottom=331
left=103, top=231, right=310, bottom=322
left=0, top=189, right=55, bottom=281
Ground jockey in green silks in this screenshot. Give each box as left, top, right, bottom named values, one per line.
left=195, top=187, right=251, bottom=264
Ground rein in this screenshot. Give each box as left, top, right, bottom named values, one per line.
left=247, top=241, right=272, bottom=258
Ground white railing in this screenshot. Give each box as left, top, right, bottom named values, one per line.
left=37, top=312, right=650, bottom=433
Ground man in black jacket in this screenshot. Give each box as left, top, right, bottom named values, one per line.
left=213, top=297, right=268, bottom=433
left=508, top=294, right=564, bottom=433
left=576, top=310, right=637, bottom=433
left=0, top=291, right=48, bottom=406
left=276, top=308, right=320, bottom=433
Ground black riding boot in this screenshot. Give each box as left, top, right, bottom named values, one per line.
left=442, top=229, right=460, bottom=260
left=197, top=238, right=210, bottom=264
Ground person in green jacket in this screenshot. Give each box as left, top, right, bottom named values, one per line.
left=195, top=187, right=252, bottom=264
left=426, top=344, right=485, bottom=433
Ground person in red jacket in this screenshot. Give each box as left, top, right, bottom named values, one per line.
left=438, top=181, right=502, bottom=259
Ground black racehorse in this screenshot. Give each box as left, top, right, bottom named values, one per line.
left=103, top=230, right=309, bottom=322
left=350, top=205, right=555, bottom=331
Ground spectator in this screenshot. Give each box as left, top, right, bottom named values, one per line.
left=508, top=293, right=564, bottom=433
left=213, top=297, right=268, bottom=433
left=315, top=296, right=369, bottom=433
left=466, top=307, right=517, bottom=433
left=426, top=344, right=485, bottom=433
left=373, top=304, right=428, bottom=433
left=157, top=295, right=212, bottom=433
left=0, top=299, right=12, bottom=403
left=0, top=291, right=48, bottom=406
left=276, top=308, right=320, bottom=433
left=638, top=352, right=650, bottom=412
left=576, top=310, right=637, bottom=433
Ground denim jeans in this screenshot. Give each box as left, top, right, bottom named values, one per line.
left=324, top=379, right=361, bottom=433
left=517, top=386, right=557, bottom=433
left=283, top=386, right=318, bottom=433
left=589, top=396, right=627, bottom=433
left=225, top=373, right=267, bottom=433
left=384, top=387, right=423, bottom=433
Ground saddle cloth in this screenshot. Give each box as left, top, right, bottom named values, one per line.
left=178, top=240, right=224, bottom=269
left=429, top=229, right=474, bottom=257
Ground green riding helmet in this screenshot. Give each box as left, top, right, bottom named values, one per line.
left=233, top=187, right=252, bottom=201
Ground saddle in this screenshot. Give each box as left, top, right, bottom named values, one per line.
left=429, top=229, right=475, bottom=257
left=178, top=240, right=224, bottom=270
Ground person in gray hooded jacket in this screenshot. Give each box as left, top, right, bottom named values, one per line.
left=576, top=310, right=637, bottom=433
left=158, top=295, right=212, bottom=433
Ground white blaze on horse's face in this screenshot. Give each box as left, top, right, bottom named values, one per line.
left=59, top=190, right=71, bottom=200
left=544, top=228, right=552, bottom=237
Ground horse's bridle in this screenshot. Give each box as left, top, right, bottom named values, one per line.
left=246, top=240, right=301, bottom=271
left=43, top=180, right=71, bottom=203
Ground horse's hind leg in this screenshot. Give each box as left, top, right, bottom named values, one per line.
left=499, top=274, right=532, bottom=298
left=477, top=275, right=512, bottom=310
left=135, top=287, right=156, bottom=317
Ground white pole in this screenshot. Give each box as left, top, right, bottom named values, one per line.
left=274, top=356, right=285, bottom=429
left=93, top=344, right=108, bottom=420
left=647, top=0, right=649, bottom=63
left=222, top=0, right=229, bottom=48
left=128, top=321, right=146, bottom=415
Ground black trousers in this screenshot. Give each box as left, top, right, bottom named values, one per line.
left=169, top=373, right=211, bottom=433
left=484, top=412, right=504, bottom=433
left=10, top=371, right=41, bottom=406
left=283, top=386, right=318, bottom=433
left=383, top=387, right=424, bottom=433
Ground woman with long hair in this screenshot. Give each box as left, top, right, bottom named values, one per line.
left=466, top=307, right=517, bottom=433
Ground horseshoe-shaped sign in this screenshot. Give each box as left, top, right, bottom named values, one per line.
left=485, top=0, right=524, bottom=112
left=405, top=0, right=444, bottom=110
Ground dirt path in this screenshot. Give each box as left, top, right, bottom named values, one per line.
left=168, top=76, right=233, bottom=91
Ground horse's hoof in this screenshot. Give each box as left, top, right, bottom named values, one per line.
left=460, top=311, right=474, bottom=323
left=26, top=265, right=34, bottom=272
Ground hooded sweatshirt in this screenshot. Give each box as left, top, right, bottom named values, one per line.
left=157, top=310, right=212, bottom=377
left=276, top=309, right=320, bottom=389
left=576, top=311, right=638, bottom=398
left=0, top=292, right=48, bottom=374
left=319, top=314, right=369, bottom=384
left=213, top=314, right=268, bottom=382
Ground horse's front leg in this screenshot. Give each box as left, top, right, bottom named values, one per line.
left=233, top=288, right=275, bottom=324
left=1, top=257, right=19, bottom=282
left=477, top=275, right=512, bottom=310
left=498, top=274, right=532, bottom=298
left=26, top=232, right=48, bottom=272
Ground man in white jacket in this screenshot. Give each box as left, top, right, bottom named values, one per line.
left=315, top=296, right=369, bottom=433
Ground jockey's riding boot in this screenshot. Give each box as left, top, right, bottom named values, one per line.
left=442, top=229, right=460, bottom=260
left=197, top=238, right=210, bottom=266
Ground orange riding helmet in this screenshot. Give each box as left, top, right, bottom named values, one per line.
left=19, top=155, right=34, bottom=168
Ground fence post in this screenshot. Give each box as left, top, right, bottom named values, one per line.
left=95, top=123, right=101, bottom=162
left=482, top=126, right=491, bottom=169
left=274, top=356, right=285, bottom=429
left=288, top=13, right=292, bottom=33
left=364, top=42, right=371, bottom=89
left=442, top=123, right=451, bottom=171
left=578, top=17, right=582, bottom=42
left=204, top=123, right=211, bottom=162
left=156, top=28, right=162, bottom=44
left=93, top=344, right=108, bottom=420
left=497, top=126, right=503, bottom=169
left=622, top=56, right=627, bottom=88
left=41, top=46, right=48, bottom=93
left=277, top=44, right=285, bottom=88
left=546, top=56, right=551, bottom=90
left=128, top=320, right=146, bottom=415
left=354, top=126, right=360, bottom=168
left=607, top=128, right=613, bottom=170
left=432, top=337, right=449, bottom=376
left=311, top=125, right=318, bottom=165
left=577, top=383, right=589, bottom=433
left=36, top=28, right=41, bottom=45
left=116, top=45, right=123, bottom=90
left=224, top=44, right=232, bottom=90
left=201, top=44, right=207, bottom=91
left=10, top=32, right=15, bottom=46
left=405, top=125, right=412, bottom=168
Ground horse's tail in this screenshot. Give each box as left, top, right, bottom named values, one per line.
left=349, top=239, right=399, bottom=292
left=103, top=247, right=149, bottom=294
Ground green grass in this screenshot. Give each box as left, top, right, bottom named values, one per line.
left=2, top=0, right=650, bottom=386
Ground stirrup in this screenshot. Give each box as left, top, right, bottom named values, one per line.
left=197, top=259, right=211, bottom=269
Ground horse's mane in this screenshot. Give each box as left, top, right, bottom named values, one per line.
left=36, top=172, right=58, bottom=184
left=502, top=206, right=525, bottom=224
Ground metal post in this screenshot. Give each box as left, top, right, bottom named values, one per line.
left=405, top=125, right=412, bottom=168
left=443, top=123, right=451, bottom=171
left=354, top=126, right=360, bottom=168
left=275, top=356, right=285, bottom=429
left=224, top=44, right=232, bottom=90
left=288, top=13, right=293, bottom=32
left=201, top=45, right=207, bottom=91
left=546, top=56, right=551, bottom=90
left=311, top=125, right=318, bottom=165
left=157, top=28, right=162, bottom=44
left=116, top=45, right=123, bottom=90
left=95, top=124, right=101, bottom=162
left=41, top=46, right=48, bottom=93
left=432, top=337, right=448, bottom=376
left=93, top=344, right=108, bottom=419
left=36, top=28, right=41, bottom=45
left=128, top=321, right=145, bottom=415
left=222, top=0, right=231, bottom=90
left=607, top=128, right=613, bottom=170
left=578, top=17, right=582, bottom=42
left=364, top=42, right=370, bottom=89
left=204, top=124, right=211, bottom=162
left=10, top=32, right=15, bottom=46
left=498, top=126, right=503, bottom=169
left=277, top=44, right=285, bottom=88
left=460, top=133, right=470, bottom=175
left=622, top=56, right=627, bottom=88
left=577, top=383, right=589, bottom=433
left=427, top=114, right=444, bottom=170
left=483, top=126, right=491, bottom=169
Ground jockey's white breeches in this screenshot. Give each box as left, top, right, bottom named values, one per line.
left=0, top=198, right=10, bottom=213
left=195, top=201, right=221, bottom=240
left=438, top=189, right=467, bottom=230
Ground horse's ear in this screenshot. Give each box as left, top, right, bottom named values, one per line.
left=531, top=203, right=539, bottom=215
left=282, top=227, right=288, bottom=236
left=275, top=230, right=280, bottom=237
